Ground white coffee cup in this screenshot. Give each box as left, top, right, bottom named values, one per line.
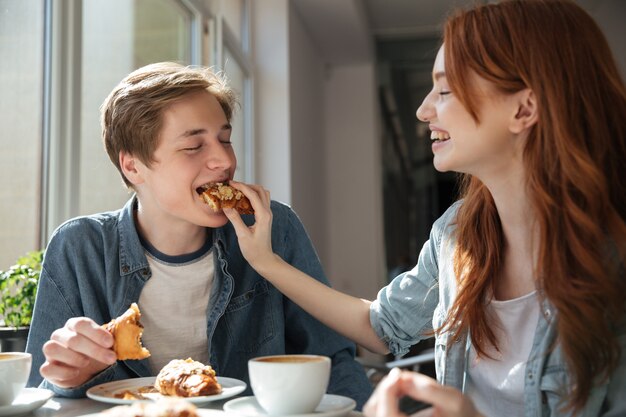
left=249, top=354, right=331, bottom=415
left=0, top=352, right=32, bottom=406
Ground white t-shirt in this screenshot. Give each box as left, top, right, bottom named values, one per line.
left=138, top=243, right=214, bottom=373
left=466, top=290, right=540, bottom=417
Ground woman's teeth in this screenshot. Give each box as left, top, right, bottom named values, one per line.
left=430, top=131, right=451, bottom=142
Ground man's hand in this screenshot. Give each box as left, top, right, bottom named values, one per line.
left=40, top=317, right=117, bottom=388
left=363, top=368, right=484, bottom=417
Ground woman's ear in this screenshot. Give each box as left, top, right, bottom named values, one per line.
left=119, top=151, right=145, bottom=185
left=510, top=89, right=538, bottom=134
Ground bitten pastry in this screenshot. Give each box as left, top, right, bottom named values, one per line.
left=102, top=398, right=198, bottom=417
left=197, top=182, right=254, bottom=214
left=102, top=303, right=151, bottom=360
left=155, top=358, right=222, bottom=397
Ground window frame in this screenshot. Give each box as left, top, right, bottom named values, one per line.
left=38, top=0, right=254, bottom=247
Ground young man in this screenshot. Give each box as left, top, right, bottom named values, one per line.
left=25, top=62, right=372, bottom=407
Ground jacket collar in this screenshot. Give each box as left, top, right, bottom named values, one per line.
left=117, top=196, right=150, bottom=277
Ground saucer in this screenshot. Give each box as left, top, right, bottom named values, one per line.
left=0, top=388, right=53, bottom=416
left=223, top=394, right=356, bottom=417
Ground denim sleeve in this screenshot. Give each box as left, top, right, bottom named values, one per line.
left=26, top=265, right=78, bottom=389
left=369, top=203, right=457, bottom=357
left=272, top=202, right=373, bottom=409
left=25, top=226, right=136, bottom=397
left=25, top=258, right=117, bottom=397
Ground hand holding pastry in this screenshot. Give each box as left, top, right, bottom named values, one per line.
left=221, top=181, right=280, bottom=273
left=40, top=317, right=117, bottom=388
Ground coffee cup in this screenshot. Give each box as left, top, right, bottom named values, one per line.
left=248, top=354, right=330, bottom=415
left=0, top=352, right=32, bottom=406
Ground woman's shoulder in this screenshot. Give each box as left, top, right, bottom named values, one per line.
left=432, top=200, right=463, bottom=234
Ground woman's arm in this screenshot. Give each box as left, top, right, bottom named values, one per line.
left=224, top=182, right=389, bottom=354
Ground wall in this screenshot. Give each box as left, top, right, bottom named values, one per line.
left=252, top=1, right=386, bottom=300
left=324, top=64, right=386, bottom=299
left=288, top=4, right=329, bottom=265
left=251, top=0, right=292, bottom=205
left=592, top=0, right=626, bottom=80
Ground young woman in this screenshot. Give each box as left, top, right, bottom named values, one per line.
left=225, top=0, right=626, bottom=415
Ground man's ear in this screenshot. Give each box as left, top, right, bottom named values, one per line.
left=119, top=151, right=145, bottom=185
left=510, top=89, right=538, bottom=134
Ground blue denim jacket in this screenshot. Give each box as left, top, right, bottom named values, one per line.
left=370, top=201, right=626, bottom=416
left=26, top=197, right=372, bottom=408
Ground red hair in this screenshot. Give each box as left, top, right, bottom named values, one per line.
left=439, top=0, right=626, bottom=412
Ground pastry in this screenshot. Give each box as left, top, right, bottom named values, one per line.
left=197, top=182, right=254, bottom=214
left=102, top=303, right=150, bottom=360
left=155, top=358, right=222, bottom=397
left=102, top=398, right=198, bottom=417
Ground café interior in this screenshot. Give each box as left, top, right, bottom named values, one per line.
left=0, top=0, right=625, bottom=416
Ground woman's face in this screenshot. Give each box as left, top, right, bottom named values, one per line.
left=416, top=46, right=527, bottom=181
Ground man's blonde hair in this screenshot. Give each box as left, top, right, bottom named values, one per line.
left=101, top=62, right=238, bottom=187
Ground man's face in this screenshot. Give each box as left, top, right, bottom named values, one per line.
left=132, top=90, right=237, bottom=229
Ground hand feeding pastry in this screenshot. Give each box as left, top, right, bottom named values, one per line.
left=102, top=303, right=151, bottom=360
left=102, top=398, right=198, bottom=417
left=155, top=358, right=222, bottom=397
left=197, top=182, right=254, bottom=214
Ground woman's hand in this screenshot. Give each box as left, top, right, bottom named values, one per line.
left=40, top=317, right=116, bottom=388
left=363, top=368, right=483, bottom=417
left=223, top=181, right=279, bottom=272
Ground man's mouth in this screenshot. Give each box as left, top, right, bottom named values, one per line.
left=196, top=181, right=227, bottom=195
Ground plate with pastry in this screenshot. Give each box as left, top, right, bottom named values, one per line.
left=87, top=358, right=246, bottom=405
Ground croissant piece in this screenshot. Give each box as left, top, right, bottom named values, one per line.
left=103, top=303, right=151, bottom=360
left=197, top=182, right=254, bottom=214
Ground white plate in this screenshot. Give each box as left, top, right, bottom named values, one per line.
left=0, top=388, right=53, bottom=417
left=223, top=394, right=356, bottom=417
left=86, top=376, right=246, bottom=405
left=78, top=409, right=225, bottom=417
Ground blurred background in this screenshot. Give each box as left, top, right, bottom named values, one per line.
left=1, top=0, right=624, bottom=317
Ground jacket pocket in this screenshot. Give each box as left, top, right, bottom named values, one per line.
left=540, top=365, right=569, bottom=416
left=223, top=280, right=276, bottom=354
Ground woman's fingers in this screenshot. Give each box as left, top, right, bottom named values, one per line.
left=398, top=372, right=480, bottom=417
left=224, top=181, right=275, bottom=268
left=365, top=370, right=480, bottom=417
left=223, top=206, right=249, bottom=237
left=364, top=368, right=409, bottom=417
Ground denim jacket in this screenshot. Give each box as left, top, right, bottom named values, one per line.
left=370, top=201, right=626, bottom=416
left=26, top=197, right=372, bottom=408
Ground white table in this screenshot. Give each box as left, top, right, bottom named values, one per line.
left=25, top=397, right=363, bottom=417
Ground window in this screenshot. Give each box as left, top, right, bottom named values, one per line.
left=219, top=0, right=253, bottom=182
left=0, top=0, right=254, bottom=270
left=0, top=0, right=44, bottom=269
left=78, top=0, right=194, bottom=217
